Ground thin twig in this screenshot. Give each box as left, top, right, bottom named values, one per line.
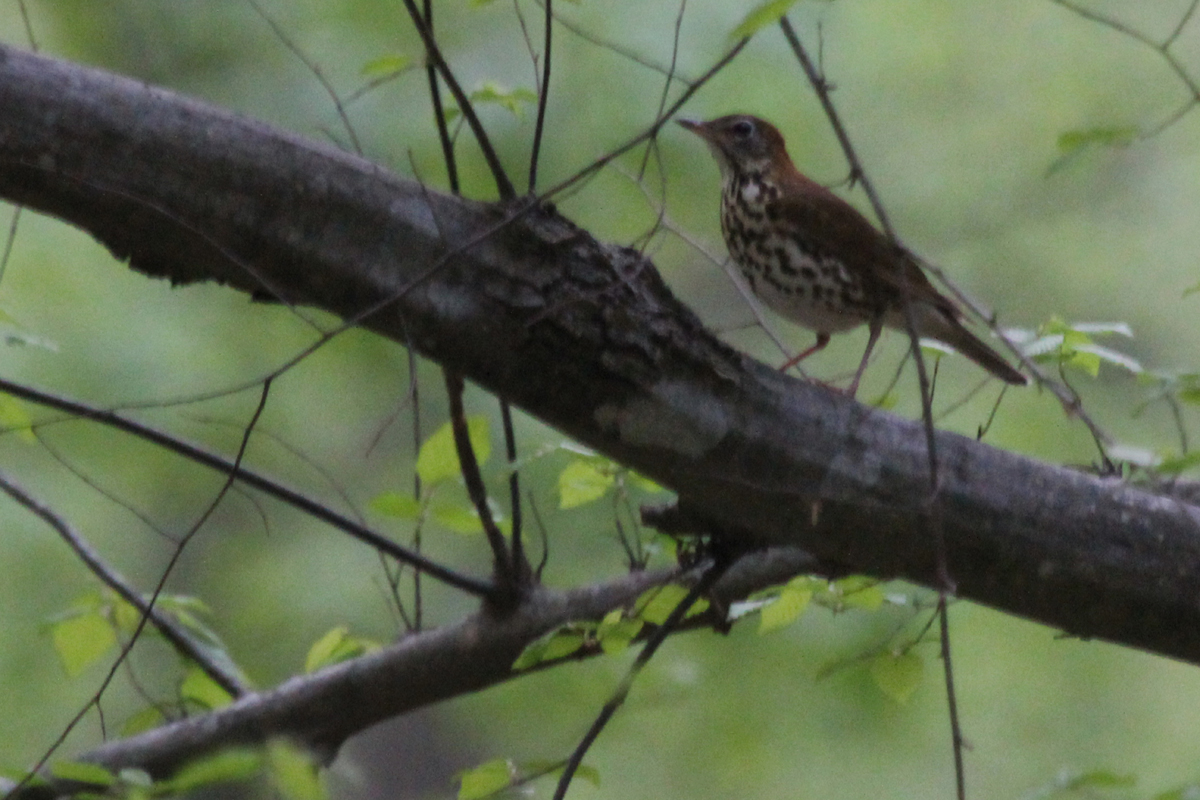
left=541, top=38, right=748, bottom=201
left=18, top=0, right=39, bottom=51
left=552, top=556, right=731, bottom=800
left=0, top=471, right=247, bottom=696
left=778, top=17, right=963, bottom=796
left=399, top=0, right=516, bottom=199
left=422, top=0, right=460, bottom=193
left=1048, top=0, right=1200, bottom=136
left=443, top=369, right=517, bottom=595
left=637, top=0, right=687, bottom=179
left=10, top=380, right=272, bottom=798
left=938, top=596, right=967, bottom=800
left=0, top=206, right=20, bottom=288
left=247, top=0, right=363, bottom=155
left=528, top=0, right=553, bottom=193
left=531, top=0, right=692, bottom=84
left=0, top=377, right=495, bottom=597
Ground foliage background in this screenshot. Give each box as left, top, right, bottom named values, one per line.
left=2, top=0, right=1200, bottom=797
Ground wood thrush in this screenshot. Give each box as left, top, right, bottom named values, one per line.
left=679, top=114, right=1027, bottom=394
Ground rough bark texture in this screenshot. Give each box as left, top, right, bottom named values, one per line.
left=3, top=42, right=1200, bottom=779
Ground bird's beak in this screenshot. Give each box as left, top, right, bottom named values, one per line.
left=676, top=118, right=708, bottom=138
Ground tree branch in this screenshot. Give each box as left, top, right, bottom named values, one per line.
left=60, top=548, right=816, bottom=782
left=4, top=45, right=1200, bottom=776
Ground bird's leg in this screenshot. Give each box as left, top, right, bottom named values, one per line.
left=845, top=318, right=883, bottom=398
left=779, top=332, right=831, bottom=372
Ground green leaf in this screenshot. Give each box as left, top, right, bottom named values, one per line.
left=417, top=416, right=491, bottom=486
left=0, top=393, right=36, bottom=443
left=1185, top=281, right=1200, bottom=298
left=304, top=626, right=381, bottom=673
left=730, top=0, right=800, bottom=39
left=268, top=740, right=326, bottom=800
left=870, top=650, right=923, bottom=704
left=469, top=82, right=537, bottom=118
left=636, top=584, right=709, bottom=625
left=1056, top=126, right=1138, bottom=154
left=512, top=628, right=587, bottom=670
left=1065, top=770, right=1136, bottom=790
left=1156, top=451, right=1200, bottom=476
left=457, top=758, right=514, bottom=800
left=369, top=491, right=422, bottom=519
left=827, top=576, right=884, bottom=611
left=759, top=584, right=812, bottom=634
left=180, top=665, right=234, bottom=711
left=1047, top=126, right=1138, bottom=176
left=360, top=54, right=413, bottom=77
left=627, top=471, right=666, bottom=494
left=165, top=749, right=262, bottom=794
left=523, top=760, right=600, bottom=787
left=558, top=459, right=615, bottom=509
left=51, top=610, right=116, bottom=677
left=432, top=502, right=503, bottom=535
left=49, top=761, right=116, bottom=787
left=120, top=706, right=165, bottom=737
left=596, top=609, right=643, bottom=654
left=1154, top=783, right=1200, bottom=800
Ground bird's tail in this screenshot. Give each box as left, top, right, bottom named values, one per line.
left=910, top=307, right=1028, bottom=386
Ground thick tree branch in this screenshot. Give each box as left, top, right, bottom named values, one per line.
left=4, top=45, right=1200, bottom=775
left=3, top=43, right=1200, bottom=660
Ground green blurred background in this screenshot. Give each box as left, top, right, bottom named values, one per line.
left=2, top=0, right=1200, bottom=797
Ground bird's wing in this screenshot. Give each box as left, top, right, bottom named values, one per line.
left=773, top=173, right=961, bottom=319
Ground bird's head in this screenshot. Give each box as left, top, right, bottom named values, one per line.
left=677, top=114, right=790, bottom=179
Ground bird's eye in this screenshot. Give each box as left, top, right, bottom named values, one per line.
left=730, top=119, right=755, bottom=138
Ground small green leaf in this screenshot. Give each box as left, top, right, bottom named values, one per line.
left=1065, top=770, right=1136, bottom=790
left=635, top=585, right=709, bottom=625
left=1185, top=281, right=1200, bottom=298
left=1047, top=126, right=1138, bottom=175
left=165, top=749, right=262, bottom=794
left=469, top=82, right=537, bottom=118
left=1154, top=783, right=1200, bottom=800
left=51, top=610, right=116, bottom=677
left=433, top=503, right=490, bottom=535
left=0, top=393, right=36, bottom=443
left=759, top=584, right=812, bottom=634
left=730, top=0, right=801, bottom=39
left=1156, top=451, right=1200, bottom=476
left=512, top=628, right=587, bottom=670
left=457, top=758, right=514, bottom=800
left=268, top=740, right=326, bottom=800
left=558, top=459, right=615, bottom=508
left=871, top=390, right=899, bottom=410
left=870, top=650, right=923, bottom=704
left=305, top=626, right=381, bottom=673
left=628, top=471, right=666, bottom=494
left=596, top=609, right=643, bottom=654
left=417, top=416, right=491, bottom=486
left=828, top=576, right=884, bottom=611
left=49, top=761, right=116, bottom=787
left=120, top=707, right=165, bottom=737
left=360, top=54, right=413, bottom=77
left=369, top=491, right=422, bottom=519
left=1056, top=126, right=1138, bottom=154
left=180, top=665, right=234, bottom=711
left=523, top=760, right=600, bottom=787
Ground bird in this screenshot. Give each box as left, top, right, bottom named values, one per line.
left=678, top=114, right=1027, bottom=395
